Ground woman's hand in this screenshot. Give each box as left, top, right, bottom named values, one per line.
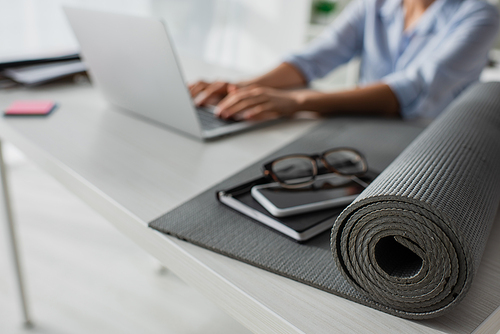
left=188, top=63, right=307, bottom=112
left=188, top=80, right=238, bottom=107
left=216, top=86, right=300, bottom=121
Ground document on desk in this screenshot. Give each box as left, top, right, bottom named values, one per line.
left=150, top=82, right=500, bottom=323
left=2, top=60, right=86, bottom=86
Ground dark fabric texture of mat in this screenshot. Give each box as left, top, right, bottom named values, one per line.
left=149, top=82, right=500, bottom=319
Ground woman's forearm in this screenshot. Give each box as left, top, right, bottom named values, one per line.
left=294, top=83, right=400, bottom=117
left=240, top=62, right=307, bottom=89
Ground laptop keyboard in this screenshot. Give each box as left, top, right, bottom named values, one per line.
left=196, top=106, right=237, bottom=130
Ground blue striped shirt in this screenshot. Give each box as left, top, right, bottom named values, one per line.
left=285, top=0, right=499, bottom=118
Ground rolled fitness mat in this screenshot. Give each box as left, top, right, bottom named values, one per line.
left=332, top=82, right=500, bottom=319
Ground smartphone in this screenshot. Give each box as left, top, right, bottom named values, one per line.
left=251, top=174, right=366, bottom=217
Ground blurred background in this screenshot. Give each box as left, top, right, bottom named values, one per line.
left=0, top=0, right=375, bottom=91
left=2, top=0, right=498, bottom=88
left=0, top=0, right=310, bottom=73
left=1, top=1, right=499, bottom=333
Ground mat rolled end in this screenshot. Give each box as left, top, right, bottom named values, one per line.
left=331, top=195, right=471, bottom=319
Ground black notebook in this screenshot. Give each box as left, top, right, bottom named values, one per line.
left=217, top=171, right=378, bottom=242
left=217, top=184, right=344, bottom=242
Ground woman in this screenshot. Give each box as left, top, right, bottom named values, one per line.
left=189, top=0, right=499, bottom=121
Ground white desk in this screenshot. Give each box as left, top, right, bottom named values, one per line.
left=1, top=74, right=500, bottom=333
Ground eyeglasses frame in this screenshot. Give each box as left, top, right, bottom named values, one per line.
left=217, top=147, right=369, bottom=198
left=262, top=147, right=368, bottom=189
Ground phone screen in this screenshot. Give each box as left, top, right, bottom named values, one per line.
left=257, top=179, right=365, bottom=209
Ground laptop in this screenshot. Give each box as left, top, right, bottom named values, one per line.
left=64, top=7, right=277, bottom=140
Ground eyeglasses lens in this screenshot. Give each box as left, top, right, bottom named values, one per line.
left=271, top=157, right=315, bottom=185
left=323, top=150, right=366, bottom=175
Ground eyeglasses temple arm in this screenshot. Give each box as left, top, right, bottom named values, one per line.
left=350, top=175, right=370, bottom=188
left=350, top=168, right=383, bottom=188
left=216, top=175, right=269, bottom=199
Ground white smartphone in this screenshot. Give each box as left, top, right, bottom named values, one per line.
left=251, top=174, right=366, bottom=217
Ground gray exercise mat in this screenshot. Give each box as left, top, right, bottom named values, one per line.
left=332, top=82, right=500, bottom=318
left=149, top=82, right=500, bottom=319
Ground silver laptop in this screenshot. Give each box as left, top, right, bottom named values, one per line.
left=64, top=7, right=275, bottom=140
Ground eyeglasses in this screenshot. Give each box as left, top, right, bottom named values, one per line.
left=220, top=148, right=368, bottom=196
left=263, top=147, right=368, bottom=189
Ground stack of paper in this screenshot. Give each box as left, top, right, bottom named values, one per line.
left=2, top=60, right=86, bottom=86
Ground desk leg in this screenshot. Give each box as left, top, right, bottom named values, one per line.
left=0, top=141, right=33, bottom=327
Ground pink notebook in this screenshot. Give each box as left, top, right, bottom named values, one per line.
left=4, top=100, right=56, bottom=116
